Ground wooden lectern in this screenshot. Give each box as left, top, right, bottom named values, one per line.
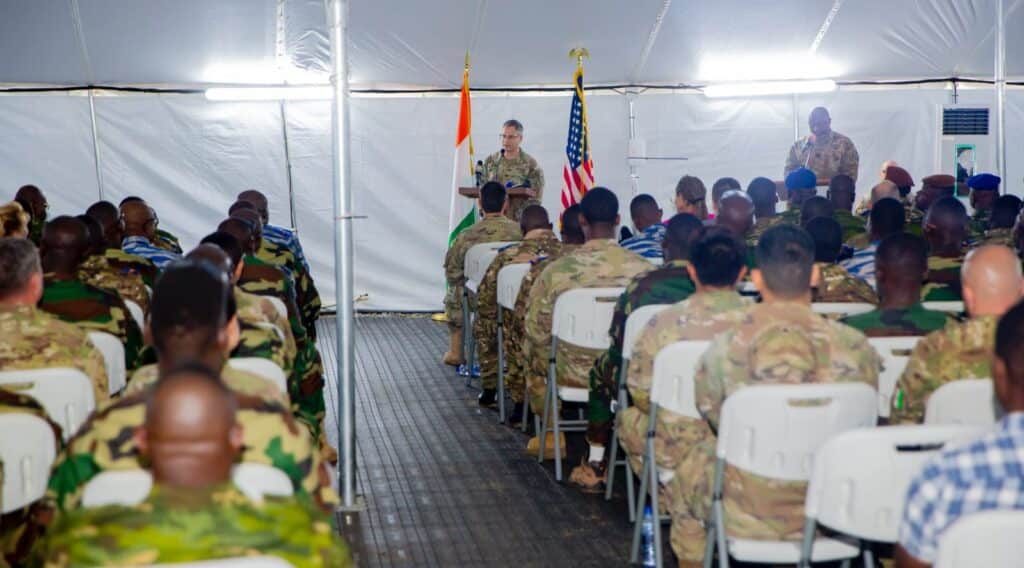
left=459, top=186, right=537, bottom=219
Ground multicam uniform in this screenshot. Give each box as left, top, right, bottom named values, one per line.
left=890, top=315, right=997, bottom=424
left=784, top=131, right=860, bottom=182
left=443, top=215, right=521, bottom=329
left=834, top=210, right=867, bottom=243
left=813, top=262, right=879, bottom=304
left=482, top=149, right=545, bottom=220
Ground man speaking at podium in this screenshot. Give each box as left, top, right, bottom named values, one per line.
left=785, top=106, right=860, bottom=185
left=483, top=119, right=545, bottom=220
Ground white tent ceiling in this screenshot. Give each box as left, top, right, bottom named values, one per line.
left=0, top=0, right=1022, bottom=90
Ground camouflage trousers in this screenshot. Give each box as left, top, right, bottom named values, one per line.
left=586, top=348, right=619, bottom=447
left=443, top=284, right=479, bottom=330
left=473, top=306, right=502, bottom=390
left=292, top=337, right=326, bottom=442
left=504, top=310, right=529, bottom=403
left=526, top=344, right=597, bottom=417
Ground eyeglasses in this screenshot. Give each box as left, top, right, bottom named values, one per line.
left=500, top=134, right=521, bottom=140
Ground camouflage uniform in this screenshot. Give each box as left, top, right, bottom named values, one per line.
left=27, top=217, right=44, bottom=247
left=747, top=216, right=785, bottom=246
left=125, top=364, right=290, bottom=408
left=0, top=305, right=109, bottom=405
left=921, top=253, right=964, bottom=302
left=969, top=209, right=991, bottom=243
left=473, top=230, right=562, bottom=389
left=840, top=303, right=952, bottom=337
left=256, top=239, right=321, bottom=340
left=834, top=210, right=866, bottom=243
left=891, top=315, right=997, bottom=424
left=482, top=149, right=545, bottom=220
left=618, top=291, right=747, bottom=477
left=670, top=302, right=880, bottom=563
left=813, top=262, right=879, bottom=304
left=77, top=254, right=151, bottom=313
left=977, top=227, right=1014, bottom=248
left=46, top=390, right=337, bottom=512
left=587, top=260, right=696, bottom=449
left=102, top=248, right=158, bottom=288
left=443, top=215, right=521, bottom=328
left=785, top=131, right=860, bottom=182
left=523, top=240, right=650, bottom=413
left=153, top=228, right=183, bottom=254
left=904, top=200, right=925, bottom=236
left=236, top=286, right=296, bottom=374
left=38, top=484, right=352, bottom=567
left=39, top=275, right=144, bottom=370
left=0, top=389, right=62, bottom=566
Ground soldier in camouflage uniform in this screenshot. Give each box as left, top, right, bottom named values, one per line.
left=892, top=245, right=1022, bottom=424
left=85, top=200, right=159, bottom=288
left=40, top=366, right=350, bottom=567
left=13, top=185, right=47, bottom=245
left=238, top=189, right=313, bottom=273
left=37, top=216, right=145, bottom=370
left=523, top=188, right=651, bottom=454
left=781, top=168, right=819, bottom=222
left=120, top=201, right=183, bottom=270
left=473, top=205, right=560, bottom=405
left=841, top=233, right=952, bottom=337
left=0, top=238, right=109, bottom=404
left=921, top=197, right=969, bottom=302
left=483, top=119, right=545, bottom=221
left=784, top=107, right=860, bottom=184
left=442, top=182, right=522, bottom=366
left=966, top=173, right=1001, bottom=243
left=75, top=212, right=151, bottom=314
left=805, top=217, right=879, bottom=304
left=827, top=174, right=868, bottom=242
left=746, top=177, right=783, bottom=246
left=975, top=194, right=1021, bottom=248
left=567, top=214, right=703, bottom=490
left=670, top=225, right=880, bottom=565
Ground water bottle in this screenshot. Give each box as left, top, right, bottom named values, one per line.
left=641, top=504, right=656, bottom=566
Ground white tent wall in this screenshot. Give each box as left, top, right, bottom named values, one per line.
left=1, top=86, right=1021, bottom=310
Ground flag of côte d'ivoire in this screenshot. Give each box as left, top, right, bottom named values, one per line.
left=447, top=61, right=475, bottom=247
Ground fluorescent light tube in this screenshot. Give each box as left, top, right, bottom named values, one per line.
left=205, top=86, right=332, bottom=101
left=703, top=79, right=837, bottom=99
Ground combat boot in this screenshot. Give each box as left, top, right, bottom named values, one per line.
left=525, top=432, right=566, bottom=459
left=442, top=327, right=463, bottom=366
left=477, top=388, right=497, bottom=407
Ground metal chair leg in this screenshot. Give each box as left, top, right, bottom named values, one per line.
left=497, top=308, right=505, bottom=423
left=630, top=440, right=651, bottom=564
left=605, top=424, right=620, bottom=500
left=538, top=373, right=552, bottom=464
left=625, top=457, right=636, bottom=523
left=521, top=378, right=530, bottom=433
left=553, top=384, right=563, bottom=481
left=650, top=432, right=663, bottom=568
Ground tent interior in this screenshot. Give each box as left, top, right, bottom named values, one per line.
left=1, top=0, right=1022, bottom=311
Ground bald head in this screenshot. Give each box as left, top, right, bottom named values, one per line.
left=880, top=160, right=898, bottom=180
left=962, top=245, right=1024, bottom=318
left=715, top=191, right=754, bottom=238
left=40, top=216, right=89, bottom=275
left=238, top=190, right=269, bottom=224
left=520, top=205, right=551, bottom=234
left=141, top=364, right=241, bottom=488
left=186, top=244, right=232, bottom=276
left=121, top=201, right=156, bottom=239
left=218, top=218, right=256, bottom=254
left=870, top=181, right=900, bottom=205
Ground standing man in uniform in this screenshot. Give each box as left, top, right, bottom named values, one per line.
left=785, top=107, right=860, bottom=185
left=482, top=119, right=545, bottom=221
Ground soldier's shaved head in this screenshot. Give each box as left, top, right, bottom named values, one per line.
left=86, top=201, right=122, bottom=248
left=229, top=209, right=264, bottom=252
left=747, top=177, right=778, bottom=216
left=479, top=182, right=507, bottom=214
left=800, top=196, right=835, bottom=226
left=924, top=197, right=969, bottom=253
left=664, top=213, right=703, bottom=262
left=238, top=189, right=270, bottom=224
left=711, top=177, right=742, bottom=212
left=869, top=198, right=906, bottom=241
left=0, top=238, right=42, bottom=305
left=805, top=217, right=843, bottom=263
left=828, top=175, right=856, bottom=212
left=200, top=231, right=244, bottom=274
left=186, top=244, right=232, bottom=277
left=870, top=181, right=900, bottom=205
left=961, top=245, right=1024, bottom=318
left=715, top=191, right=754, bottom=238
left=875, top=233, right=928, bottom=309
left=629, top=194, right=662, bottom=232
left=519, top=205, right=551, bottom=234
left=228, top=200, right=257, bottom=217
left=121, top=201, right=156, bottom=239
left=141, top=363, right=241, bottom=488
left=218, top=218, right=256, bottom=254
left=753, top=224, right=818, bottom=300
left=75, top=214, right=106, bottom=257
left=560, top=204, right=585, bottom=245
left=994, top=300, right=1024, bottom=412
left=40, top=216, right=89, bottom=276
left=990, top=195, right=1022, bottom=230
left=149, top=262, right=231, bottom=370
left=689, top=226, right=747, bottom=289
left=579, top=187, right=620, bottom=240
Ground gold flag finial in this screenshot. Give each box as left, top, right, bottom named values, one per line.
left=569, top=47, right=589, bottom=67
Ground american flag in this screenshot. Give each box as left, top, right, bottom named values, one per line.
left=560, top=67, right=594, bottom=211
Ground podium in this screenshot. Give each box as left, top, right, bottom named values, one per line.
left=459, top=186, right=537, bottom=219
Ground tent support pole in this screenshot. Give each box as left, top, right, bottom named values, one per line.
left=995, top=0, right=1006, bottom=184
left=792, top=94, right=800, bottom=141
left=328, top=0, right=359, bottom=510
left=87, top=89, right=106, bottom=201
left=278, top=101, right=299, bottom=232
left=628, top=95, right=640, bottom=196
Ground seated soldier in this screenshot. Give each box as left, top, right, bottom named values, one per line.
left=37, top=216, right=144, bottom=370
left=892, top=245, right=1024, bottom=423
left=39, top=365, right=352, bottom=567
left=120, top=200, right=182, bottom=270
left=747, top=176, right=781, bottom=244
left=921, top=197, right=970, bottom=301
left=238, top=189, right=312, bottom=273
left=913, top=174, right=955, bottom=216
left=847, top=180, right=901, bottom=249
left=669, top=224, right=880, bottom=566
left=75, top=213, right=151, bottom=313
left=895, top=301, right=1024, bottom=568
left=674, top=176, right=709, bottom=221
left=504, top=205, right=585, bottom=425
left=83, top=200, right=158, bottom=296
left=841, top=197, right=906, bottom=288
left=619, top=194, right=666, bottom=260
left=805, top=216, right=878, bottom=303
left=780, top=168, right=818, bottom=224
left=0, top=201, right=29, bottom=238
left=978, top=194, right=1021, bottom=248
left=523, top=187, right=651, bottom=455
left=800, top=195, right=835, bottom=227
left=13, top=185, right=47, bottom=245
left=827, top=174, right=866, bottom=242
left=442, top=182, right=522, bottom=367
left=709, top=177, right=742, bottom=219
left=0, top=237, right=108, bottom=404
left=46, top=263, right=336, bottom=512
left=967, top=173, right=1001, bottom=242
left=569, top=214, right=704, bottom=491
left=614, top=227, right=749, bottom=487
left=715, top=191, right=755, bottom=246
left=474, top=205, right=562, bottom=407
left=119, top=196, right=183, bottom=254
left=841, top=233, right=952, bottom=337
left=885, top=165, right=923, bottom=231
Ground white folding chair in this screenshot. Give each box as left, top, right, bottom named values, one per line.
left=461, top=241, right=519, bottom=384
left=148, top=557, right=295, bottom=567
left=227, top=357, right=289, bottom=394
left=0, top=414, right=58, bottom=513
left=265, top=296, right=288, bottom=320
left=924, top=379, right=996, bottom=427
left=811, top=302, right=875, bottom=317
left=868, top=337, right=920, bottom=419
left=705, top=383, right=877, bottom=568
left=124, top=299, right=146, bottom=331
left=87, top=331, right=127, bottom=396
left=606, top=303, right=670, bottom=522
left=0, top=368, right=96, bottom=441
left=538, top=287, right=624, bottom=481
left=496, top=262, right=531, bottom=424
left=83, top=464, right=294, bottom=509
left=232, top=462, right=295, bottom=501
left=935, top=510, right=1024, bottom=568
left=802, top=425, right=983, bottom=567
left=629, top=339, right=709, bottom=566
left=647, top=257, right=664, bottom=266
left=922, top=301, right=964, bottom=315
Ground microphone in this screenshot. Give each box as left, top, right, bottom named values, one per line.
left=500, top=148, right=505, bottom=159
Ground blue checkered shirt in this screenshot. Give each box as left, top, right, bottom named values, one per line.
left=839, top=242, right=879, bottom=288
left=263, top=223, right=310, bottom=272
left=899, top=412, right=1024, bottom=563
left=619, top=223, right=666, bottom=259
left=122, top=236, right=182, bottom=270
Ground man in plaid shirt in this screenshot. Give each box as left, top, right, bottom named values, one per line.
left=896, top=298, right=1024, bottom=567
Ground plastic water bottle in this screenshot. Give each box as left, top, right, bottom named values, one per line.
left=641, top=504, right=656, bottom=567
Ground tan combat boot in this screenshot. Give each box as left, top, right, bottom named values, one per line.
left=525, top=432, right=567, bottom=459
left=442, top=327, right=463, bottom=366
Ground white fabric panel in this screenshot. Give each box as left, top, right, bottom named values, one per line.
left=0, top=95, right=99, bottom=214
left=0, top=1, right=85, bottom=85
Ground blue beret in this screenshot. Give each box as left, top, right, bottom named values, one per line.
left=785, top=167, right=817, bottom=190
left=967, top=173, right=1001, bottom=191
